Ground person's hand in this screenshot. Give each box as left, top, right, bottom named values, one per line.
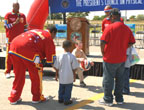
left=90, top=62, right=94, bottom=66
left=55, top=75, right=58, bottom=81
left=73, top=74, right=76, bottom=82
left=13, top=17, right=20, bottom=25
left=73, top=77, right=76, bottom=82
left=102, top=52, right=104, bottom=56
left=80, top=58, right=85, bottom=62
left=84, top=69, right=89, bottom=71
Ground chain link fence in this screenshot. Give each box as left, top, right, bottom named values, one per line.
left=89, top=24, right=144, bottom=49
left=0, top=24, right=144, bottom=51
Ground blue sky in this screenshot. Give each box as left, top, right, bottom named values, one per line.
left=0, top=0, right=143, bottom=20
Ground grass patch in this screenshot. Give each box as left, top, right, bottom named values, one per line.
left=0, top=22, right=5, bottom=33
left=1, top=20, right=144, bottom=33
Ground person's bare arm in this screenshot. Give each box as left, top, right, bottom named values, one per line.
left=82, top=51, right=87, bottom=59
left=73, top=69, right=77, bottom=82
left=76, top=58, right=85, bottom=63
left=53, top=67, right=59, bottom=81
left=100, top=41, right=106, bottom=56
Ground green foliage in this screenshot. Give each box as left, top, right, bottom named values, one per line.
left=67, top=12, right=89, bottom=18
left=93, top=16, right=100, bottom=20
left=48, top=13, right=63, bottom=20
left=130, top=15, right=136, bottom=20
left=0, top=16, right=4, bottom=22
left=100, top=15, right=107, bottom=20
left=136, top=14, right=144, bottom=20
left=0, top=22, right=5, bottom=33
left=93, top=15, right=106, bottom=20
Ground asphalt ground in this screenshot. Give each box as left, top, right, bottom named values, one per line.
left=0, top=69, right=144, bottom=110
left=0, top=36, right=144, bottom=110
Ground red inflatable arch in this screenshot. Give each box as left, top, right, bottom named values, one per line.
left=27, top=0, right=49, bottom=30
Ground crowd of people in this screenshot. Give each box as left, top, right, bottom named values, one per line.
left=3, top=2, right=136, bottom=107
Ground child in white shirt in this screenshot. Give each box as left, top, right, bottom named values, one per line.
left=54, top=40, right=79, bottom=105
left=123, top=47, right=132, bottom=94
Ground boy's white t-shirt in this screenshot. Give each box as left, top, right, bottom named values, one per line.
left=54, top=52, right=79, bottom=84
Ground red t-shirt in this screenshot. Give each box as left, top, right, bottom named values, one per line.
left=9, top=29, right=56, bottom=64
left=100, top=22, right=135, bottom=63
left=102, top=17, right=124, bottom=32
left=4, top=12, right=26, bottom=43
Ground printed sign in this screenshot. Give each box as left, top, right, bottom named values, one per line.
left=126, top=24, right=135, bottom=36
left=49, top=0, right=144, bottom=13
left=71, top=32, right=82, bottom=43
left=55, top=24, right=67, bottom=38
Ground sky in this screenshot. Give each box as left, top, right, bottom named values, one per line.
left=0, top=0, right=34, bottom=17
left=0, top=0, right=144, bottom=20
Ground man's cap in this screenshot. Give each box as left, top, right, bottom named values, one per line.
left=110, top=8, right=121, bottom=16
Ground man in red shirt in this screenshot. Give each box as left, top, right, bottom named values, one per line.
left=99, top=8, right=135, bottom=106
left=8, top=27, right=57, bottom=104
left=102, top=5, right=112, bottom=32
left=102, top=5, right=123, bottom=32
left=4, top=2, right=27, bottom=78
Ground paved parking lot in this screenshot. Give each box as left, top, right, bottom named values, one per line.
left=0, top=69, right=144, bottom=110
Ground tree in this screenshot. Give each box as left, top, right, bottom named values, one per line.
left=136, top=14, right=144, bottom=20
left=48, top=13, right=63, bottom=20
left=67, top=12, right=89, bottom=18
left=93, top=16, right=100, bottom=20
left=0, top=16, right=4, bottom=22
left=93, top=15, right=106, bottom=20
left=100, top=15, right=107, bottom=20
left=129, top=15, right=136, bottom=21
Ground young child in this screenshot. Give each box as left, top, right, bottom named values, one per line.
left=72, top=40, right=94, bottom=87
left=123, top=47, right=132, bottom=94
left=54, top=40, right=79, bottom=105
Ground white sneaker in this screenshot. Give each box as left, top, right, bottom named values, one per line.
left=117, top=102, right=124, bottom=105
left=10, top=98, right=22, bottom=105
left=98, top=99, right=113, bottom=107
left=32, top=96, right=49, bottom=104
left=5, top=73, right=11, bottom=79
left=32, top=100, right=40, bottom=104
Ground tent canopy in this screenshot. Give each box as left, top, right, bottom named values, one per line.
left=49, top=0, right=144, bottom=13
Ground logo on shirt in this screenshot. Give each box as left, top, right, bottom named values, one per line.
left=105, top=24, right=109, bottom=28
left=11, top=89, right=17, bottom=94
left=9, top=18, right=16, bottom=22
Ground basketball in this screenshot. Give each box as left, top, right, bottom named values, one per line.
left=80, top=59, right=91, bottom=71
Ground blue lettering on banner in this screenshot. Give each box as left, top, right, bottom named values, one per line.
left=49, top=0, right=144, bottom=13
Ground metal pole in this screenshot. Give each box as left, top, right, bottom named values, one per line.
left=63, top=13, right=66, bottom=24
left=49, top=6, right=51, bottom=20
left=125, top=10, right=127, bottom=23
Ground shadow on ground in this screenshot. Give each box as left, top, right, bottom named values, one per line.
left=15, top=96, right=105, bottom=110
left=130, top=82, right=144, bottom=89
left=113, top=102, right=144, bottom=110
left=128, top=91, right=144, bottom=98
left=73, top=84, right=103, bottom=93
